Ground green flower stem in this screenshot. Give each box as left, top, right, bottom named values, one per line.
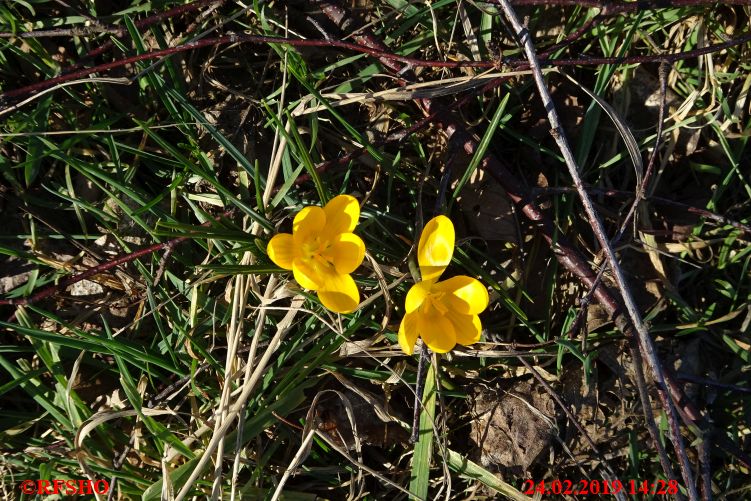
left=409, top=354, right=436, bottom=500
left=410, top=342, right=430, bottom=444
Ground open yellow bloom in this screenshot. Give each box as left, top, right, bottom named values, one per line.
left=398, top=215, right=489, bottom=355
left=267, top=195, right=365, bottom=313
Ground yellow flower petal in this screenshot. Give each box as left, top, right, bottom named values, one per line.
left=292, top=259, right=323, bottom=290
left=448, top=313, right=482, bottom=347
left=293, top=205, right=326, bottom=243
left=323, top=194, right=360, bottom=235
left=417, top=215, right=455, bottom=283
left=267, top=233, right=295, bottom=270
left=323, top=232, right=365, bottom=275
left=418, top=310, right=456, bottom=353
left=318, top=272, right=359, bottom=313
left=405, top=281, right=431, bottom=314
left=434, top=276, right=489, bottom=315
left=398, top=312, right=419, bottom=355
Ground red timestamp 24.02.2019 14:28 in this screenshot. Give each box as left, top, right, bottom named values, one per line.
left=522, top=479, right=680, bottom=496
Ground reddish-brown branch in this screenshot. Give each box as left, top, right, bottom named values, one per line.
left=0, top=237, right=188, bottom=310
left=0, top=34, right=489, bottom=103
left=2, top=29, right=749, bottom=105
left=0, top=26, right=127, bottom=38
left=538, top=12, right=601, bottom=59
left=63, top=0, right=227, bottom=72
left=0, top=208, right=240, bottom=320
left=4, top=0, right=748, bottom=41
left=429, top=103, right=620, bottom=310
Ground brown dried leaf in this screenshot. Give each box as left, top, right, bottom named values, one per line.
left=469, top=381, right=556, bottom=473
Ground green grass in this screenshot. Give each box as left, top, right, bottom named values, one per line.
left=1, top=1, right=750, bottom=499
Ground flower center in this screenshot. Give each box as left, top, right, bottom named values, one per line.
left=301, top=236, right=335, bottom=270
left=421, top=290, right=448, bottom=316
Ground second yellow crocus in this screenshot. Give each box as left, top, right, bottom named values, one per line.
left=398, top=215, right=489, bottom=354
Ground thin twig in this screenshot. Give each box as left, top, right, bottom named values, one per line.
left=152, top=240, right=178, bottom=287
left=535, top=186, right=751, bottom=236
left=628, top=336, right=684, bottom=497
left=496, top=2, right=699, bottom=499
left=677, top=373, right=751, bottom=394
left=607, top=60, right=671, bottom=247
left=526, top=33, right=751, bottom=67
left=699, top=433, right=713, bottom=501
left=557, top=61, right=681, bottom=488
left=0, top=26, right=129, bottom=38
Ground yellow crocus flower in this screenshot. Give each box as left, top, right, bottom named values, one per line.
left=399, top=215, right=489, bottom=354
left=266, top=194, right=365, bottom=314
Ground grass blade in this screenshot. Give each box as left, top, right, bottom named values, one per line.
left=409, top=358, right=436, bottom=500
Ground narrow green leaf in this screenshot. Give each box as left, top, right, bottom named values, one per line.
left=410, top=359, right=436, bottom=500
left=445, top=448, right=533, bottom=501
left=450, top=94, right=509, bottom=206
